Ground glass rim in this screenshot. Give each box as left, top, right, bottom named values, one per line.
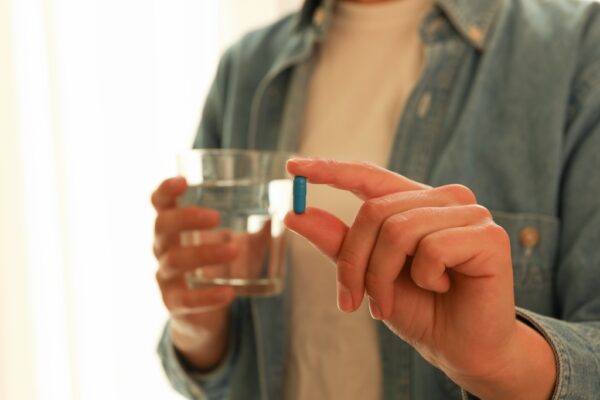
left=177, top=148, right=296, bottom=184
left=177, top=148, right=297, bottom=159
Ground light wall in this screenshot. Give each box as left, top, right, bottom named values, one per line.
left=0, top=0, right=35, bottom=399
left=0, top=1, right=300, bottom=399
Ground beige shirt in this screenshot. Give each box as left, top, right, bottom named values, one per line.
left=285, top=1, right=433, bottom=399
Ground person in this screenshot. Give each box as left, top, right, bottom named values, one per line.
left=152, top=0, right=600, bottom=398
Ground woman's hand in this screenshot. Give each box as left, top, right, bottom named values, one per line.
left=284, top=158, right=556, bottom=400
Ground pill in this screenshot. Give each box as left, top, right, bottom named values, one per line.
left=293, top=176, right=307, bottom=214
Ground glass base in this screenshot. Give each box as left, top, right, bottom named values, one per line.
left=185, top=275, right=282, bottom=297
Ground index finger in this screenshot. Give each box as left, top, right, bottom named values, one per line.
left=151, top=177, right=188, bottom=211
left=286, top=158, right=429, bottom=200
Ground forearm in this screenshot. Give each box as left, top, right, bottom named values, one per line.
left=450, top=320, right=556, bottom=400
left=170, top=306, right=232, bottom=371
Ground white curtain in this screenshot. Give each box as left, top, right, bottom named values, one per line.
left=0, top=0, right=301, bottom=399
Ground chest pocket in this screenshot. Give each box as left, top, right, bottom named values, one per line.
left=491, top=210, right=561, bottom=315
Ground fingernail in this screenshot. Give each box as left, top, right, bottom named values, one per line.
left=288, top=156, right=312, bottom=163
left=337, top=285, right=353, bottom=313
left=369, top=299, right=382, bottom=320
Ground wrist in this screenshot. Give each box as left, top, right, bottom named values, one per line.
left=170, top=305, right=231, bottom=371
left=454, top=321, right=557, bottom=400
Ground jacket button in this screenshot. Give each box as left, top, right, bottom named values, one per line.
left=519, top=227, right=540, bottom=251
left=313, top=6, right=326, bottom=27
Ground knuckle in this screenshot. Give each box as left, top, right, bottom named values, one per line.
left=409, top=263, right=429, bottom=289
left=155, top=272, right=178, bottom=301
left=151, top=188, right=164, bottom=207
left=152, top=240, right=162, bottom=259
left=484, top=223, right=510, bottom=246
left=322, top=158, right=336, bottom=168
left=155, top=270, right=164, bottom=286
left=154, top=213, right=167, bottom=234
left=152, top=183, right=176, bottom=208
left=439, top=184, right=477, bottom=205
left=383, top=214, right=417, bottom=254
left=419, top=236, right=445, bottom=262
left=358, top=199, right=385, bottom=224
left=160, top=249, right=179, bottom=271
left=337, top=253, right=361, bottom=277
left=163, top=289, right=182, bottom=311
left=150, top=191, right=159, bottom=207
left=365, top=269, right=386, bottom=291
left=381, top=215, right=409, bottom=244
left=357, top=160, right=377, bottom=171
left=355, top=161, right=383, bottom=189
left=469, top=204, right=492, bottom=220
left=409, top=261, right=421, bottom=281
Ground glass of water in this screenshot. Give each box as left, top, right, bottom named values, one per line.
left=177, top=149, right=293, bottom=297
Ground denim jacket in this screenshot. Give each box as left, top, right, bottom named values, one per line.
left=158, top=0, right=600, bottom=398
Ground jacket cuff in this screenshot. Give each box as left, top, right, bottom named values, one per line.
left=513, top=306, right=600, bottom=400
left=157, top=318, right=236, bottom=399
left=515, top=307, right=566, bottom=399
left=461, top=307, right=600, bottom=399
left=460, top=307, right=567, bottom=400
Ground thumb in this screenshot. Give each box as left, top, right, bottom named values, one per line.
left=284, top=207, right=348, bottom=262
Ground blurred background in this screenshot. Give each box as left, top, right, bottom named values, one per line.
left=0, top=0, right=300, bottom=399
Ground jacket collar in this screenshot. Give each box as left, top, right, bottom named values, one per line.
left=297, top=0, right=503, bottom=50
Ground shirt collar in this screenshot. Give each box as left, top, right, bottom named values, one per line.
left=297, top=0, right=503, bottom=50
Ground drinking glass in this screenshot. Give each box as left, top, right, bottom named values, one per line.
left=177, top=149, right=293, bottom=297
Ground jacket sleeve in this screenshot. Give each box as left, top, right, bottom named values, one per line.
left=463, top=11, right=600, bottom=400
left=530, top=56, right=600, bottom=399
left=462, top=71, right=600, bottom=400
left=157, top=317, right=238, bottom=400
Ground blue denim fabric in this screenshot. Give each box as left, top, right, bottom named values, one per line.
left=158, top=0, right=600, bottom=398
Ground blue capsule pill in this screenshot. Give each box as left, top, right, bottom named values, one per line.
left=293, top=176, right=307, bottom=214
